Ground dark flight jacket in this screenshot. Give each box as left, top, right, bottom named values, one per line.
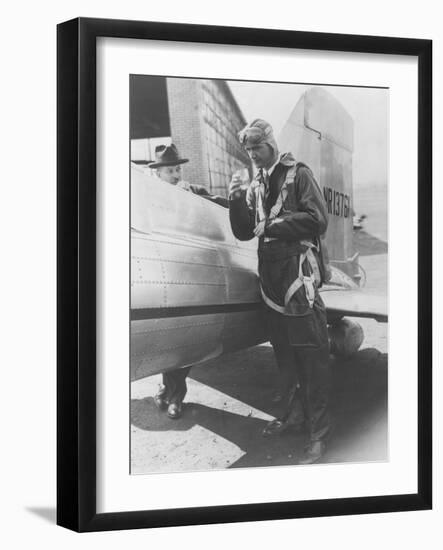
left=229, top=153, right=329, bottom=348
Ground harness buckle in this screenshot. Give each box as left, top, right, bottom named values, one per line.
left=303, top=275, right=315, bottom=308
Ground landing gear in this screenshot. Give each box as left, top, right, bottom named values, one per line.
left=328, top=318, right=364, bottom=357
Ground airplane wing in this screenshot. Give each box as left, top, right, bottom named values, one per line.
left=320, top=266, right=387, bottom=322
left=321, top=287, right=387, bottom=323
left=130, top=168, right=387, bottom=380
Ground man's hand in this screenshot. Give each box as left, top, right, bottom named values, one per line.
left=228, top=174, right=244, bottom=200
left=253, top=220, right=266, bottom=238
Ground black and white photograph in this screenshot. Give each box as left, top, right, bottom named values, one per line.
left=52, top=12, right=433, bottom=535
left=130, top=75, right=388, bottom=474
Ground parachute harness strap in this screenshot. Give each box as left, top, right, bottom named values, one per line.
left=295, top=252, right=315, bottom=309
left=257, top=164, right=297, bottom=243
left=261, top=252, right=316, bottom=314
left=259, top=164, right=318, bottom=311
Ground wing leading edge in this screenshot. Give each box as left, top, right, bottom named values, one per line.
left=321, top=287, right=387, bottom=323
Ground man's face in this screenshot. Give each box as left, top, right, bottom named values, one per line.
left=156, top=164, right=182, bottom=185
left=245, top=143, right=276, bottom=170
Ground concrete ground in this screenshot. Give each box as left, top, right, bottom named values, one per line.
left=131, top=339, right=387, bottom=474
left=131, top=247, right=388, bottom=475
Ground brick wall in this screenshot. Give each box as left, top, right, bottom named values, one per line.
left=167, top=78, right=251, bottom=197
left=200, top=80, right=251, bottom=196
left=166, top=78, right=209, bottom=189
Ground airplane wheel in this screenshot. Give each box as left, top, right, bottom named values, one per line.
left=329, top=318, right=364, bottom=358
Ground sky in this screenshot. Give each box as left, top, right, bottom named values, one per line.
left=228, top=80, right=388, bottom=188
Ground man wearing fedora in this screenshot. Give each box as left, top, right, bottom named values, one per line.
left=150, top=144, right=228, bottom=207
left=228, top=119, right=331, bottom=464
left=150, top=144, right=227, bottom=419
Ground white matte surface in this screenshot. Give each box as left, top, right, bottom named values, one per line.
left=97, top=37, right=418, bottom=514
left=2, top=1, right=441, bottom=548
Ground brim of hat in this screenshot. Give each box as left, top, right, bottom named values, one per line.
left=150, top=158, right=189, bottom=168
left=132, top=160, right=154, bottom=165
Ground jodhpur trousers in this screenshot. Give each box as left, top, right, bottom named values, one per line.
left=266, top=307, right=331, bottom=443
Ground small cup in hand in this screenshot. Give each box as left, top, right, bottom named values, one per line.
left=229, top=168, right=249, bottom=200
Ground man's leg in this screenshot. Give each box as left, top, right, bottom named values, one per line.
left=295, top=342, right=331, bottom=463
left=267, top=309, right=294, bottom=404
left=162, top=367, right=192, bottom=419
left=154, top=375, right=169, bottom=410
left=164, top=367, right=191, bottom=404
left=263, top=309, right=305, bottom=436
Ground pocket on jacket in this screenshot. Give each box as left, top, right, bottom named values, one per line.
left=285, top=296, right=328, bottom=348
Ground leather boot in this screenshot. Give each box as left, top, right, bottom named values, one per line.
left=153, top=386, right=168, bottom=410
left=298, top=441, right=325, bottom=465
left=167, top=402, right=183, bottom=419
left=262, top=418, right=305, bottom=437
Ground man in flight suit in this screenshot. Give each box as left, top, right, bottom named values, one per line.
left=228, top=120, right=331, bottom=464
left=151, top=144, right=227, bottom=419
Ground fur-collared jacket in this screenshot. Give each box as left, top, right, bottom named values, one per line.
left=229, top=153, right=330, bottom=347
left=229, top=152, right=328, bottom=244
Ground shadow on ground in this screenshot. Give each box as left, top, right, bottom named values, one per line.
left=131, top=397, right=303, bottom=467
left=131, top=344, right=387, bottom=468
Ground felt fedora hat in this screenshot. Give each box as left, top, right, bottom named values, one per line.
left=149, top=144, right=189, bottom=168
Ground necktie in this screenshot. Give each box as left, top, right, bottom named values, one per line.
left=259, top=168, right=270, bottom=188
left=257, top=169, right=268, bottom=223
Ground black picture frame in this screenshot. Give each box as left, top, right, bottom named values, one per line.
left=57, top=17, right=432, bottom=532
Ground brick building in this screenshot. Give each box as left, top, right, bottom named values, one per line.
left=130, top=76, right=251, bottom=197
